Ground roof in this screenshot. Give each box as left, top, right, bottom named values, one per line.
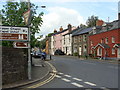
left=52, top=29, right=68, bottom=36
left=113, top=44, right=120, bottom=48
left=94, top=43, right=110, bottom=49
left=72, top=27, right=93, bottom=36
left=63, top=27, right=82, bottom=36
left=109, top=20, right=120, bottom=30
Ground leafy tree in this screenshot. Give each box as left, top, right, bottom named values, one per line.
left=86, top=15, right=98, bottom=27
left=1, top=1, right=43, bottom=47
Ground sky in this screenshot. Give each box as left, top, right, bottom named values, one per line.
left=0, top=0, right=119, bottom=40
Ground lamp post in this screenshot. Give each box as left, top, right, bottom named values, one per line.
left=27, top=0, right=31, bottom=80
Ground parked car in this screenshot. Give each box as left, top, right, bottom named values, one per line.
left=54, top=49, right=65, bottom=55
left=32, top=50, right=42, bottom=58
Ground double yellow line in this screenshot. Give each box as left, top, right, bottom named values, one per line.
left=27, top=62, right=57, bottom=88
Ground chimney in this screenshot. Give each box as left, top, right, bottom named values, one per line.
left=68, top=24, right=72, bottom=32
left=54, top=29, right=57, bottom=33
left=96, top=20, right=104, bottom=26
left=59, top=26, right=63, bottom=32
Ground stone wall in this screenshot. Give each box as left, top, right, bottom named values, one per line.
left=2, top=47, right=28, bottom=85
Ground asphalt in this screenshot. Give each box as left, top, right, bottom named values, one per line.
left=2, top=56, right=54, bottom=89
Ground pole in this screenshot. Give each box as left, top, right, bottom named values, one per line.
left=28, top=0, right=31, bottom=80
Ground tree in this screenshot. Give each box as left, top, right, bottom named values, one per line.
left=1, top=1, right=43, bottom=47
left=86, top=15, right=98, bottom=27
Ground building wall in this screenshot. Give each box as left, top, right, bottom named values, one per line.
left=89, top=29, right=120, bottom=58
left=63, top=34, right=72, bottom=55
left=51, top=35, right=55, bottom=55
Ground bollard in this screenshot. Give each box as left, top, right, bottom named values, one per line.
left=50, top=55, right=52, bottom=60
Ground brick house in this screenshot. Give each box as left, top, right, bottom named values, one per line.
left=89, top=20, right=120, bottom=59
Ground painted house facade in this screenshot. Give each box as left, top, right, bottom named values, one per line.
left=72, top=27, right=94, bottom=57
left=89, top=20, right=120, bottom=59
left=62, top=27, right=79, bottom=55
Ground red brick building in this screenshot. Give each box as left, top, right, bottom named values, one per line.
left=89, top=20, right=120, bottom=59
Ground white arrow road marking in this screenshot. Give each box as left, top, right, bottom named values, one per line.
left=73, top=78, right=82, bottom=81
left=64, top=74, right=71, bottom=77
left=84, top=82, right=96, bottom=86
left=55, top=75, right=61, bottom=78
left=58, top=72, right=64, bottom=75
left=61, top=78, right=71, bottom=82
left=71, top=82, right=84, bottom=87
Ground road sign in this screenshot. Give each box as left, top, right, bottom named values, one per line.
left=23, top=9, right=31, bottom=25
left=0, top=26, right=28, bottom=41
left=13, top=42, right=29, bottom=48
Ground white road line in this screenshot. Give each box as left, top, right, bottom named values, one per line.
left=100, top=87, right=110, bottom=90
left=83, top=62, right=96, bottom=65
left=108, top=66, right=118, bottom=69
left=55, top=75, right=61, bottom=78
left=73, top=78, right=82, bottom=81
left=71, top=82, right=84, bottom=87
left=64, top=74, right=71, bottom=77
left=84, top=82, right=96, bottom=86
left=61, top=78, right=71, bottom=82
left=58, top=72, right=64, bottom=75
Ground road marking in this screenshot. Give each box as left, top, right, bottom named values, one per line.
left=82, top=62, right=96, bottom=65
left=61, top=78, right=71, bottom=82
left=73, top=78, right=82, bottom=81
left=55, top=75, right=61, bottom=78
left=58, top=72, right=64, bottom=75
left=64, top=74, right=71, bottom=77
left=108, top=66, right=118, bottom=69
left=71, top=82, right=84, bottom=87
left=27, top=62, right=57, bottom=88
left=100, top=87, right=110, bottom=90
left=84, top=82, right=96, bottom=86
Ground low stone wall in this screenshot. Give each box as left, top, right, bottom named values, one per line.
left=2, top=47, right=28, bottom=85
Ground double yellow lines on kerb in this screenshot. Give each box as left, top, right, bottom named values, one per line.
left=27, top=62, right=57, bottom=88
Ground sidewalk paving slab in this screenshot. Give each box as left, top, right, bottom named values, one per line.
left=2, top=57, right=52, bottom=89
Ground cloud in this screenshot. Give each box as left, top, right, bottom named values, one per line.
left=31, top=0, right=119, bottom=3
left=35, top=7, right=84, bottom=38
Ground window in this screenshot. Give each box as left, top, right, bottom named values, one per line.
left=84, top=45, right=87, bottom=52
left=90, top=41, right=93, bottom=46
left=83, top=35, right=87, bottom=41
left=112, top=48, right=115, bottom=54
left=101, top=38, right=104, bottom=43
left=97, top=47, right=102, bottom=56
left=105, top=38, right=108, bottom=44
left=112, top=37, right=115, bottom=43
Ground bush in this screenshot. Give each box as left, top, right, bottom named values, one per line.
left=73, top=52, right=79, bottom=56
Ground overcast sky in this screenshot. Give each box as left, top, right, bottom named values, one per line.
left=0, top=0, right=119, bottom=40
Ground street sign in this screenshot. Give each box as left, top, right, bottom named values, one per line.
left=0, top=26, right=28, bottom=41
left=23, top=9, right=31, bottom=25
left=13, top=42, right=29, bottom=48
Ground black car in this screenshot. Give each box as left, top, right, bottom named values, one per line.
left=54, top=49, right=65, bottom=55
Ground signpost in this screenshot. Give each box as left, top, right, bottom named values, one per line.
left=13, top=42, right=28, bottom=48
left=0, top=26, right=28, bottom=41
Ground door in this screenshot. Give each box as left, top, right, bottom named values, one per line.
left=118, top=48, right=120, bottom=58
left=79, top=46, right=82, bottom=55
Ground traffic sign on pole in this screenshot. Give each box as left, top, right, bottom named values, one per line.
left=23, top=9, right=32, bottom=25
left=13, top=42, right=29, bottom=48
left=0, top=26, right=28, bottom=41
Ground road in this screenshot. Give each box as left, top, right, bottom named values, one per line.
left=23, top=55, right=119, bottom=89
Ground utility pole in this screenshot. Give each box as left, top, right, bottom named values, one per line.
left=28, top=0, right=31, bottom=80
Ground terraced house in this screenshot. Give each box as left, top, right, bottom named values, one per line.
left=89, top=20, right=120, bottom=60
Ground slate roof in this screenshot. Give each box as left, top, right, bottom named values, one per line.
left=63, top=27, right=83, bottom=36
left=72, top=27, right=93, bottom=36
left=52, top=29, right=68, bottom=36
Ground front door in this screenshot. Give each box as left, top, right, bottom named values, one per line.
left=79, top=46, right=82, bottom=55
left=118, top=48, right=120, bottom=58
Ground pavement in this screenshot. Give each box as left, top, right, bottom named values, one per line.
left=2, top=56, right=56, bottom=89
